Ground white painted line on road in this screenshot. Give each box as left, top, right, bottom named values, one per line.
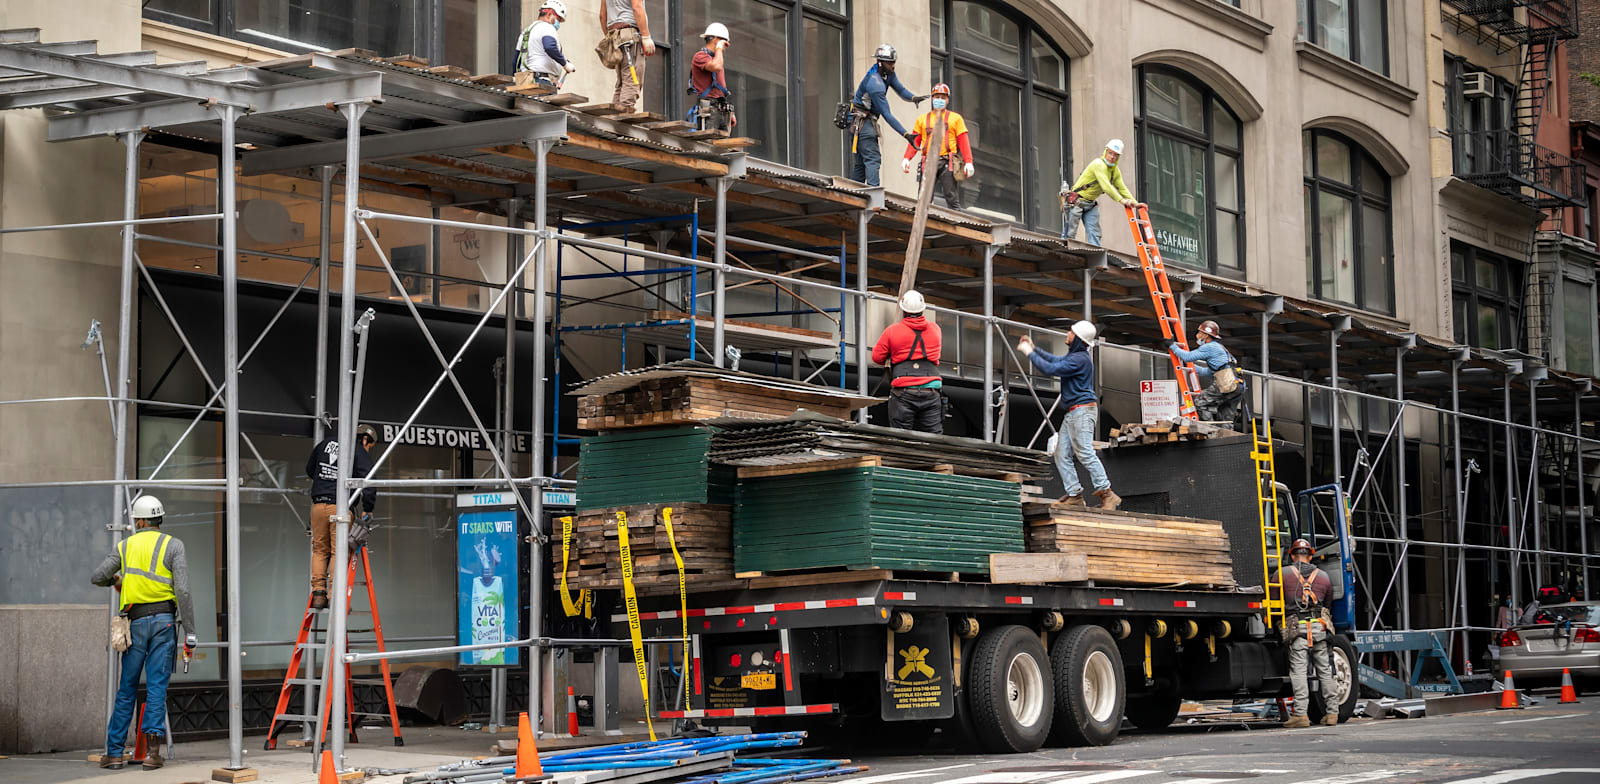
left=1165, top=778, right=1241, bottom=784
left=1293, top=771, right=1418, bottom=784
left=841, top=764, right=976, bottom=784
left=942, top=770, right=1151, bottom=784
left=1436, top=769, right=1600, bottom=784
left=1493, top=712, right=1589, bottom=725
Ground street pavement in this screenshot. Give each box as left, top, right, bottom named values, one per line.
left=3, top=691, right=1595, bottom=784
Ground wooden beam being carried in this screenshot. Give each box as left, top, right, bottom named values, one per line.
left=900, top=112, right=946, bottom=296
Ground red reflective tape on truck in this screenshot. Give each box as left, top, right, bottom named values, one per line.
left=1097, top=598, right=1125, bottom=607
left=1174, top=600, right=1197, bottom=608
left=1004, top=596, right=1035, bottom=605
left=882, top=591, right=917, bottom=601
left=613, top=597, right=877, bottom=624
left=659, top=704, right=838, bottom=719
left=1247, top=601, right=1263, bottom=609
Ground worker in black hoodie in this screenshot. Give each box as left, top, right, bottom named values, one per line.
left=305, top=424, right=378, bottom=609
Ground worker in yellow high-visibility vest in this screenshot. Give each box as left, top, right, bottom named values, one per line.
left=90, top=495, right=194, bottom=771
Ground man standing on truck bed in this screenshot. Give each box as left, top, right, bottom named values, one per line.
left=1018, top=323, right=1120, bottom=510
left=1169, top=319, right=1245, bottom=425
left=1280, top=537, right=1336, bottom=728
left=872, top=290, right=943, bottom=434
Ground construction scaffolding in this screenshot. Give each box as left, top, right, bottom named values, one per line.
left=0, top=30, right=1595, bottom=775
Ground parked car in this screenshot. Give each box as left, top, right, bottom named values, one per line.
left=1497, top=601, right=1600, bottom=691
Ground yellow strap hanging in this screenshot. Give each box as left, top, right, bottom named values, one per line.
left=661, top=507, right=690, bottom=704
left=558, top=516, right=593, bottom=619
left=617, top=510, right=656, bottom=740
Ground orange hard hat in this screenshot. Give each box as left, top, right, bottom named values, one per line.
left=931, top=82, right=951, bottom=97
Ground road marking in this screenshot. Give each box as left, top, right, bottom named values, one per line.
left=1436, top=770, right=1600, bottom=784
left=1292, top=771, right=1418, bottom=784
left=1165, top=779, right=1241, bottom=784
left=1493, top=712, right=1588, bottom=725
left=841, top=764, right=976, bottom=784
left=942, top=771, right=1151, bottom=784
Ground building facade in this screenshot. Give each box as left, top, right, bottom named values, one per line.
left=0, top=0, right=1594, bottom=755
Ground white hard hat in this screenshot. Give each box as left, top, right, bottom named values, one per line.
left=898, top=290, right=927, bottom=315
left=1071, top=320, right=1098, bottom=346
left=540, top=0, right=566, bottom=19
left=703, top=22, right=730, bottom=42
left=130, top=495, right=165, bottom=521
left=1105, top=139, right=1125, bottom=155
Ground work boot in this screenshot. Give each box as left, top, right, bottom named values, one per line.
left=1320, top=713, right=1338, bottom=726
left=1095, top=488, right=1122, bottom=510
left=98, top=755, right=125, bottom=770
left=1057, top=494, right=1087, bottom=507
left=142, top=736, right=164, bottom=770
left=1282, top=715, right=1311, bottom=729
left=311, top=590, right=329, bottom=610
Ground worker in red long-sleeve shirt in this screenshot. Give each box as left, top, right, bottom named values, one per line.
left=871, top=290, right=944, bottom=433
left=900, top=83, right=974, bottom=210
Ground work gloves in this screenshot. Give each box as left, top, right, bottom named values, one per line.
left=184, top=633, right=197, bottom=655
left=641, top=35, right=656, bottom=56
left=901, top=158, right=913, bottom=174
left=904, top=131, right=919, bottom=147
left=912, top=94, right=928, bottom=106
left=963, top=162, right=975, bottom=179
left=563, top=63, right=576, bottom=73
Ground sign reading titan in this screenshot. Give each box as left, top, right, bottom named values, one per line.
left=381, top=424, right=530, bottom=452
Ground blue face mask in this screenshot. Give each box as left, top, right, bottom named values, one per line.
left=553, top=20, right=562, bottom=29
left=931, top=97, right=948, bottom=110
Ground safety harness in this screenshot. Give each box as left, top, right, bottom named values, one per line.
left=889, top=327, right=940, bottom=381
left=686, top=48, right=734, bottom=127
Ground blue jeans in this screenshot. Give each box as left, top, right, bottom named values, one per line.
left=1062, top=201, right=1101, bottom=245
left=851, top=127, right=883, bottom=187
left=106, top=613, right=176, bottom=755
left=1055, top=404, right=1110, bottom=498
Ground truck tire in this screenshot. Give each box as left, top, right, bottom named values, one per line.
left=1124, top=693, right=1181, bottom=731
left=968, top=624, right=1054, bottom=753
left=1309, top=633, right=1358, bottom=724
left=1047, top=624, right=1125, bottom=747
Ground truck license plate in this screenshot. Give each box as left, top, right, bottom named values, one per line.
left=741, top=672, right=776, bottom=690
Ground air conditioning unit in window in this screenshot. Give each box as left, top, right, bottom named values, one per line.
left=1461, top=72, right=1495, bottom=99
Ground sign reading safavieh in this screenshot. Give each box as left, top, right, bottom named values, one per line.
left=457, top=510, right=519, bottom=665
left=1140, top=379, right=1180, bottom=422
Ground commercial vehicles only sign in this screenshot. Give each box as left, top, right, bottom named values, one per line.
left=1140, top=380, right=1180, bottom=422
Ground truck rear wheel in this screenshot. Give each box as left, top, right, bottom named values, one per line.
left=1124, top=693, right=1182, bottom=731
left=968, top=624, right=1054, bottom=753
left=1047, top=624, right=1125, bottom=747
left=1309, top=633, right=1358, bottom=724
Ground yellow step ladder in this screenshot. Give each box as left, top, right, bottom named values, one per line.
left=1250, top=417, right=1285, bottom=631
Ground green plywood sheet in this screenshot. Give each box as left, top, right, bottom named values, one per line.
left=576, top=426, right=733, bottom=510
left=734, top=466, right=1024, bottom=573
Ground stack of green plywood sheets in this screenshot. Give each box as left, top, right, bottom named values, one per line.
left=733, top=461, right=1025, bottom=575
left=576, top=426, right=734, bottom=512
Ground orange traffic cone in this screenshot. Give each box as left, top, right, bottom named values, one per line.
left=317, top=749, right=339, bottom=784
left=1559, top=668, right=1580, bottom=703
left=567, top=687, right=581, bottom=737
left=510, top=711, right=548, bottom=782
left=1498, top=670, right=1521, bottom=709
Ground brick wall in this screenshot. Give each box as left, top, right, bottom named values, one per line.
left=1571, top=0, right=1600, bottom=124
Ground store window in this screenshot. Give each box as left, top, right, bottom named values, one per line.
left=1297, top=0, right=1388, bottom=75
left=1562, top=277, right=1596, bottom=376
left=1303, top=129, right=1392, bottom=312
left=931, top=0, right=1071, bottom=231
left=1444, top=54, right=1516, bottom=178
left=1135, top=65, right=1244, bottom=275
left=1450, top=241, right=1523, bottom=351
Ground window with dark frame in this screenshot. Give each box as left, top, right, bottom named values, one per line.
left=930, top=0, right=1071, bottom=232
left=1444, top=53, right=1516, bottom=178
left=145, top=0, right=429, bottom=61
left=1134, top=65, right=1245, bottom=276
left=1303, top=129, right=1393, bottom=313
left=1296, top=0, right=1388, bottom=76
left=1450, top=240, right=1524, bottom=351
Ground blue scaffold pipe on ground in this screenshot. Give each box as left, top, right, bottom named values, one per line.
left=539, top=731, right=808, bottom=762
left=534, top=738, right=806, bottom=770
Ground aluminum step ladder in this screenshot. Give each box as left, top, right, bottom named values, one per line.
left=1124, top=203, right=1202, bottom=419
left=264, top=544, right=404, bottom=751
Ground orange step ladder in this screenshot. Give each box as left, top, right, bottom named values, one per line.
left=1125, top=203, right=1202, bottom=419
left=264, top=545, right=404, bottom=751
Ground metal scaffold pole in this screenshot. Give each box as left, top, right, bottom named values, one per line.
left=713, top=178, right=728, bottom=367
left=1580, top=387, right=1590, bottom=600
left=1395, top=344, right=1411, bottom=640
left=218, top=102, right=247, bottom=772
left=1451, top=352, right=1469, bottom=642
left=330, top=101, right=368, bottom=774
left=530, top=137, right=552, bottom=734
left=856, top=210, right=869, bottom=422
left=107, top=128, right=143, bottom=728
left=1505, top=373, right=1519, bottom=611
left=315, top=165, right=334, bottom=442
left=982, top=245, right=995, bottom=442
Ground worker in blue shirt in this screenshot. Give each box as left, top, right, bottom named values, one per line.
left=848, top=44, right=923, bottom=187
left=1169, top=319, right=1245, bottom=424
left=1019, top=322, right=1121, bottom=510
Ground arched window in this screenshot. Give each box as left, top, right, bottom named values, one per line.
left=1303, top=129, right=1393, bottom=313
left=1134, top=65, right=1245, bottom=275
left=931, top=0, right=1071, bottom=231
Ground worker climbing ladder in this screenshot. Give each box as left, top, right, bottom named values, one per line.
left=1250, top=417, right=1286, bottom=631
left=264, top=545, right=404, bottom=752
left=1124, top=204, right=1202, bottom=419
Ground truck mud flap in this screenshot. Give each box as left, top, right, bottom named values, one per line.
left=882, top=613, right=954, bottom=721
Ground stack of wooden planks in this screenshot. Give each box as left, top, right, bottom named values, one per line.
left=1026, top=506, right=1236, bottom=588
left=733, top=462, right=1025, bottom=575
left=572, top=362, right=875, bottom=431
left=709, top=413, right=1050, bottom=479
left=553, top=503, right=735, bottom=594
left=1106, top=418, right=1233, bottom=447
left=576, top=426, right=733, bottom=511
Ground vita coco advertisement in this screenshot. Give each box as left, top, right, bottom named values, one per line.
left=457, top=510, right=519, bottom=666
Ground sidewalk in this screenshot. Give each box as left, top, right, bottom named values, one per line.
left=1, top=725, right=657, bottom=784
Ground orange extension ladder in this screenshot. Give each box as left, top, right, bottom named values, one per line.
left=264, top=545, right=403, bottom=752
left=1125, top=203, right=1202, bottom=420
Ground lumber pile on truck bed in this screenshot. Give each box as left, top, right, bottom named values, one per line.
left=1026, top=506, right=1236, bottom=588
left=709, top=412, right=1050, bottom=479
left=554, top=503, right=736, bottom=594
left=1106, top=418, right=1235, bottom=447
left=572, top=361, right=876, bottom=431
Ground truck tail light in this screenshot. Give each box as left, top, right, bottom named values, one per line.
left=1574, top=627, right=1600, bottom=644
left=1499, top=630, right=1522, bottom=647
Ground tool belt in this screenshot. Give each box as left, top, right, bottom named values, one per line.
left=596, top=25, right=640, bottom=69
left=126, top=600, right=177, bottom=622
